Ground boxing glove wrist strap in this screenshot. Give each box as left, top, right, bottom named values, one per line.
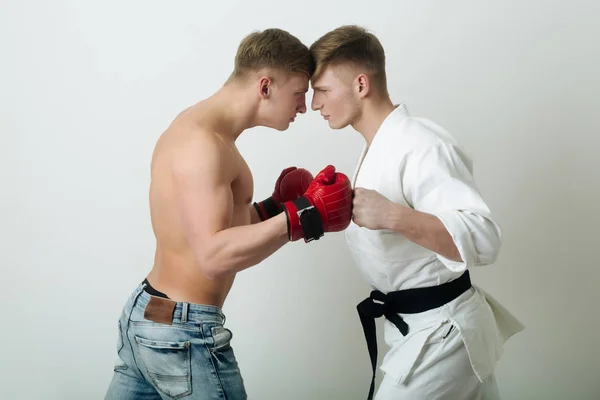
left=253, top=197, right=281, bottom=221
left=293, top=197, right=324, bottom=242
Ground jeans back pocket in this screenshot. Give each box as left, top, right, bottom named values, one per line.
left=135, top=336, right=192, bottom=399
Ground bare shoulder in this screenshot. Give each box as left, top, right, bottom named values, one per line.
left=152, top=117, right=231, bottom=176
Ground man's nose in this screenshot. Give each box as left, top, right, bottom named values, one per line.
left=311, top=97, right=321, bottom=111
left=297, top=100, right=307, bottom=114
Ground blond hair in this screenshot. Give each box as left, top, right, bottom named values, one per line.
left=230, top=28, right=314, bottom=81
left=310, top=25, right=387, bottom=93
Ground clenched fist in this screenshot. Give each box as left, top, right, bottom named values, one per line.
left=352, top=187, right=398, bottom=230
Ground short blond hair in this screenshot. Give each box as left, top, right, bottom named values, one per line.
left=310, top=25, right=387, bottom=93
left=230, top=28, right=314, bottom=80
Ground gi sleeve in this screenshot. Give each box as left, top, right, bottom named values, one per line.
left=401, top=140, right=502, bottom=271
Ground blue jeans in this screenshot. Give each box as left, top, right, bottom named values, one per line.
left=105, top=283, right=247, bottom=400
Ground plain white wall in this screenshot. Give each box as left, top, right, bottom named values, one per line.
left=2, top=0, right=599, bottom=399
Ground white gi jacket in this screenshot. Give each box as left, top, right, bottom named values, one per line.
left=345, top=104, right=524, bottom=385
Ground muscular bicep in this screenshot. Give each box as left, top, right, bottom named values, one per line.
left=172, top=140, right=234, bottom=247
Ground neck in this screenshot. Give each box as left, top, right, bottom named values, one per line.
left=195, top=81, right=259, bottom=141
left=351, top=96, right=396, bottom=146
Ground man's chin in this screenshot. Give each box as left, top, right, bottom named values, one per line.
left=276, top=122, right=290, bottom=131
left=266, top=120, right=289, bottom=131
left=328, top=120, right=345, bottom=130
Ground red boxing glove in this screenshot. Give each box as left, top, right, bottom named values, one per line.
left=253, top=167, right=314, bottom=221
left=282, top=165, right=353, bottom=242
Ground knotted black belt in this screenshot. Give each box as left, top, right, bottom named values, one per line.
left=356, top=270, right=472, bottom=400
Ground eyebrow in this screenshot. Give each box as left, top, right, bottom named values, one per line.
left=312, top=85, right=329, bottom=91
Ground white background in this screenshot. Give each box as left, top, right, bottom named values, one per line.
left=2, top=0, right=599, bottom=399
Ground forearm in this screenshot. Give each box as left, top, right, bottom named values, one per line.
left=199, top=213, right=289, bottom=279
left=386, top=204, right=462, bottom=262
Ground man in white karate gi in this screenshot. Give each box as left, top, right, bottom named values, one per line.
left=309, top=25, right=525, bottom=399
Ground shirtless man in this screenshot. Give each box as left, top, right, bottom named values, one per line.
left=105, top=29, right=353, bottom=400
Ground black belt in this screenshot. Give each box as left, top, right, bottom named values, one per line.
left=356, top=270, right=472, bottom=400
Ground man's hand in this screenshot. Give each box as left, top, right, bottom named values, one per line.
left=253, top=167, right=314, bottom=221
left=353, top=187, right=462, bottom=261
left=352, top=187, right=397, bottom=230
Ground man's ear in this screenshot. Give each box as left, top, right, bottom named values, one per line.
left=259, top=77, right=272, bottom=99
left=355, top=74, right=370, bottom=99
